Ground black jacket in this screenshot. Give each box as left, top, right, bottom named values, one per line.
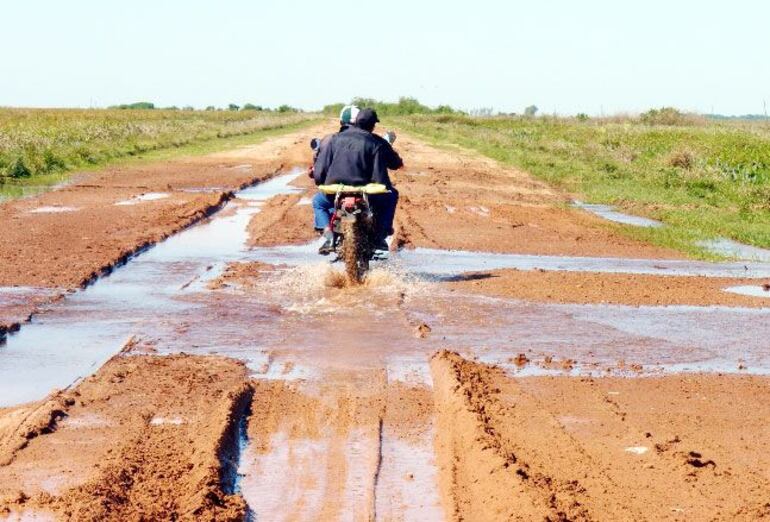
left=373, top=134, right=403, bottom=171
left=313, top=127, right=394, bottom=188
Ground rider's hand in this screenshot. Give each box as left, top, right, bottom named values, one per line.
left=384, top=131, right=396, bottom=145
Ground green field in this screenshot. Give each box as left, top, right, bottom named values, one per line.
left=396, top=113, right=770, bottom=257
left=0, top=108, right=319, bottom=199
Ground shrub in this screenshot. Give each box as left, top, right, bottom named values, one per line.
left=241, top=103, right=263, bottom=111
left=7, top=157, right=31, bottom=178
left=524, top=105, right=538, bottom=117
left=666, top=148, right=696, bottom=169
left=640, top=107, right=704, bottom=126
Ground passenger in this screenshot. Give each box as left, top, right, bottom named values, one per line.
left=308, top=105, right=359, bottom=177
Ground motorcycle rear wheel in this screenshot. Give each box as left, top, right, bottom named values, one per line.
left=341, top=218, right=369, bottom=284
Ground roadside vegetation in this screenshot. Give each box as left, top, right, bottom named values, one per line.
left=324, top=97, right=460, bottom=117
left=0, top=108, right=318, bottom=198
left=396, top=109, right=770, bottom=256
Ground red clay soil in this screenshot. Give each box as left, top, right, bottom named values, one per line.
left=0, top=125, right=324, bottom=333
left=243, top=128, right=683, bottom=263
left=430, top=351, right=770, bottom=521
left=0, top=127, right=322, bottom=290
left=444, top=268, right=770, bottom=307
left=247, top=168, right=318, bottom=247
left=0, top=353, right=252, bottom=521
left=390, top=134, right=682, bottom=259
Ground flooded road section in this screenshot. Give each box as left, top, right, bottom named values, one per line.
left=3, top=169, right=770, bottom=519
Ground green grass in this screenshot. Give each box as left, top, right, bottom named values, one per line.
left=0, top=108, right=321, bottom=199
left=394, top=114, right=770, bottom=258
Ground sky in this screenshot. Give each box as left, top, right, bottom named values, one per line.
left=1, top=0, right=768, bottom=115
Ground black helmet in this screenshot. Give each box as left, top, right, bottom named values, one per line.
left=355, top=108, right=379, bottom=131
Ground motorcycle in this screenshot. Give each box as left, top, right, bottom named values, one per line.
left=309, top=132, right=396, bottom=283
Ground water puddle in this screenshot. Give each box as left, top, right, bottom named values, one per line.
left=374, top=425, right=444, bottom=520
left=27, top=206, right=78, bottom=214
left=115, top=192, right=169, bottom=206
left=698, top=238, right=770, bottom=262
left=238, top=431, right=330, bottom=520
left=0, top=170, right=304, bottom=407
left=723, top=285, right=770, bottom=299
left=573, top=200, right=663, bottom=228
left=0, top=509, right=57, bottom=521
left=246, top=245, right=770, bottom=280
left=397, top=248, right=770, bottom=279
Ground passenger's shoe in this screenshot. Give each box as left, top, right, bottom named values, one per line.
left=318, top=231, right=334, bottom=255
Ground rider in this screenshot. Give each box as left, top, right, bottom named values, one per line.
left=312, top=108, right=401, bottom=254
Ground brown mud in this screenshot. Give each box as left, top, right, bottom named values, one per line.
left=391, top=135, right=682, bottom=259
left=0, top=125, right=324, bottom=323
left=2, top=124, right=770, bottom=520
left=0, top=353, right=251, bottom=521
left=445, top=268, right=770, bottom=307
left=431, top=351, right=770, bottom=521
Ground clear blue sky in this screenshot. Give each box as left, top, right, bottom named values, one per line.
left=1, top=0, right=767, bottom=115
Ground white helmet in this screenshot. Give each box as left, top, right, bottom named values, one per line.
left=339, top=105, right=361, bottom=126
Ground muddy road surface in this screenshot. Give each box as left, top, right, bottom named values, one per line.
left=2, top=124, right=770, bottom=521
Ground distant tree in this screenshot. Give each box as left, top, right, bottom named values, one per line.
left=205, top=105, right=217, bottom=111
left=241, top=103, right=263, bottom=111
left=182, top=105, right=195, bottom=111
left=163, top=106, right=179, bottom=111
left=524, top=105, right=538, bottom=117
left=576, top=113, right=590, bottom=121
left=227, top=103, right=240, bottom=111
left=323, top=103, right=345, bottom=116
left=277, top=104, right=299, bottom=113
left=435, top=105, right=456, bottom=114
left=109, top=101, right=155, bottom=110
left=324, top=97, right=463, bottom=117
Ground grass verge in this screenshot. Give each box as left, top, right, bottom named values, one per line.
left=394, top=114, right=770, bottom=258
left=0, top=109, right=322, bottom=200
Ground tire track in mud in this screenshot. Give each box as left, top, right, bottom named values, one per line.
left=244, top=370, right=387, bottom=521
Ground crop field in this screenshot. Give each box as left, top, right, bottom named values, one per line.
left=399, top=112, right=770, bottom=257
left=0, top=108, right=318, bottom=198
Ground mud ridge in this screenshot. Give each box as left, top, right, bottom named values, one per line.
left=1, top=167, right=289, bottom=343
left=0, top=392, right=74, bottom=467
left=430, top=350, right=626, bottom=521
left=73, top=165, right=289, bottom=286
left=217, top=385, right=253, bottom=496
left=77, top=191, right=234, bottom=290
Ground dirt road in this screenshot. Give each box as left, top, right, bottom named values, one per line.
left=2, top=123, right=770, bottom=520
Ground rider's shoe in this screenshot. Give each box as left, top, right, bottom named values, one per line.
left=373, top=237, right=389, bottom=252
left=318, top=231, right=334, bottom=255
